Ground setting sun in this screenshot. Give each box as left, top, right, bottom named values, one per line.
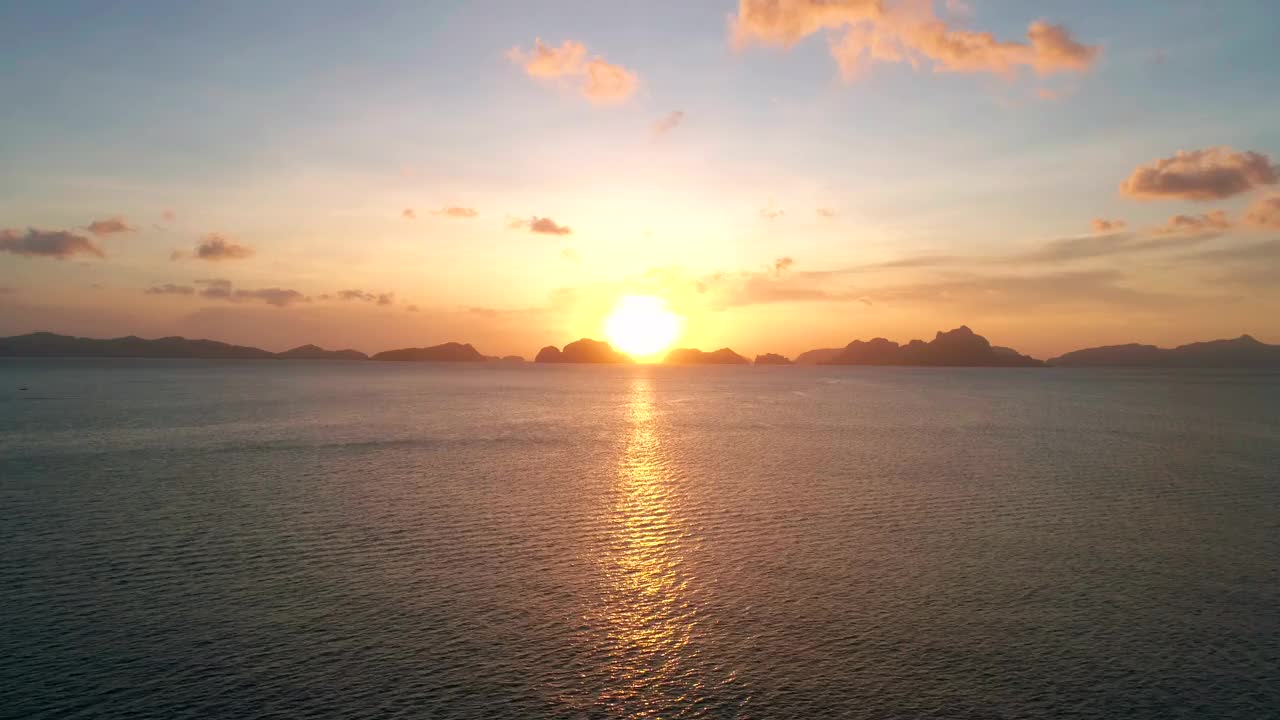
left=604, top=295, right=682, bottom=358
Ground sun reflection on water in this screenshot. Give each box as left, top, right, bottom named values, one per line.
left=592, top=375, right=701, bottom=714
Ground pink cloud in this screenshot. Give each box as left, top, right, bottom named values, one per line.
left=1158, top=211, right=1231, bottom=234
left=182, top=233, right=254, bottom=261
left=434, top=206, right=479, bottom=218
left=402, top=208, right=417, bottom=220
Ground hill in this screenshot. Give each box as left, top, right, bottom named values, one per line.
left=0, top=332, right=276, bottom=359
left=821, top=326, right=1042, bottom=367
left=535, top=338, right=632, bottom=364
left=664, top=347, right=751, bottom=365
left=754, top=353, right=792, bottom=365
left=1048, top=335, right=1280, bottom=367
left=370, top=342, right=486, bottom=362
left=277, top=344, right=368, bottom=360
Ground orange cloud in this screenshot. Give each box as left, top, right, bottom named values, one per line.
left=1091, top=218, right=1126, bottom=233
left=434, top=206, right=479, bottom=218
left=336, top=289, right=395, bottom=306
left=1244, top=194, right=1280, bottom=228
left=1158, top=211, right=1231, bottom=234
left=0, top=228, right=104, bottom=259
left=189, top=233, right=254, bottom=261
left=402, top=208, right=416, bottom=220
left=733, top=0, right=1098, bottom=81
left=509, top=39, right=638, bottom=104
left=1120, top=147, right=1278, bottom=201
left=87, top=216, right=135, bottom=236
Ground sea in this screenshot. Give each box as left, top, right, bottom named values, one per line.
left=1, top=358, right=1277, bottom=719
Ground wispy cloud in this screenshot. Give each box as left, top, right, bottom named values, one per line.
left=335, top=289, right=395, bottom=306
left=652, top=111, right=685, bottom=136
left=186, top=278, right=305, bottom=307
left=1120, top=147, right=1278, bottom=201
left=1091, top=218, right=1126, bottom=233
left=434, top=206, right=479, bottom=218
left=402, top=208, right=417, bottom=220
left=508, top=39, right=638, bottom=104
left=144, top=283, right=195, bottom=296
left=0, top=228, right=104, bottom=259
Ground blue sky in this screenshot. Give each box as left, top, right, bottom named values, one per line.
left=2, top=1, right=1278, bottom=357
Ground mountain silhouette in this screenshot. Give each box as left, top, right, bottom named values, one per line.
left=371, top=342, right=486, bottom=362
left=277, top=344, right=368, bottom=360
left=0, top=332, right=276, bottom=359
left=820, top=326, right=1042, bottom=366
left=754, top=353, right=792, bottom=365
left=535, top=339, right=633, bottom=364
left=664, top=347, right=750, bottom=365
left=1049, top=335, right=1280, bottom=367
left=794, top=348, right=842, bottom=365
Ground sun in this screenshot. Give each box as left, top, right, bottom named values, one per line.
left=605, top=295, right=682, bottom=358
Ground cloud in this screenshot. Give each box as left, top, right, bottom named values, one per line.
left=1120, top=147, right=1278, bottom=201
left=179, top=233, right=254, bottom=261
left=406, top=304, right=420, bottom=312
left=1244, top=194, right=1280, bottom=228
left=817, top=207, right=838, bottom=218
left=336, top=289, right=395, bottom=306
left=1091, top=218, right=1126, bottom=233
left=510, top=216, right=572, bottom=235
left=234, top=288, right=307, bottom=307
left=434, top=206, right=479, bottom=218
left=1158, top=211, right=1231, bottom=235
left=144, top=283, right=195, bottom=296
left=760, top=206, right=785, bottom=220
left=162, top=210, right=177, bottom=223
left=732, top=0, right=1099, bottom=81
left=0, top=228, right=104, bottom=259
left=774, top=256, right=795, bottom=276
left=142, top=278, right=305, bottom=307
left=196, top=278, right=234, bottom=299
left=402, top=208, right=417, bottom=220
left=652, top=110, right=686, bottom=135
left=87, top=216, right=135, bottom=236
left=508, top=39, right=638, bottom=104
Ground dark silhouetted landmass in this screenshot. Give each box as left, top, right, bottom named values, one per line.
left=487, top=355, right=526, bottom=363
left=665, top=347, right=750, bottom=365
left=371, top=342, right=486, bottom=362
left=754, top=353, right=792, bottom=365
left=278, top=344, right=368, bottom=360
left=1048, top=335, right=1280, bottom=367
left=535, top=339, right=632, bottom=364
left=0, top=332, right=276, bottom=359
left=794, top=348, right=842, bottom=365
left=821, top=326, right=1042, bottom=367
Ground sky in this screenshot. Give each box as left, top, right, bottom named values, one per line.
left=2, top=0, right=1279, bottom=360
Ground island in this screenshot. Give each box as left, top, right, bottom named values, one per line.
left=277, top=344, right=369, bottom=360
left=1048, top=335, right=1280, bottom=367
left=0, top=332, right=276, bottom=359
left=370, top=342, right=486, bottom=362
left=794, top=348, right=842, bottom=365
left=819, top=326, right=1042, bottom=367
left=753, top=353, right=792, bottom=365
left=535, top=338, right=633, bottom=363
left=664, top=347, right=751, bottom=365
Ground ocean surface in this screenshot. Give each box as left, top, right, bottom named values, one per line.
left=1, top=358, right=1277, bottom=719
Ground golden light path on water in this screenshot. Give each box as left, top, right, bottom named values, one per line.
left=593, top=375, right=705, bottom=716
